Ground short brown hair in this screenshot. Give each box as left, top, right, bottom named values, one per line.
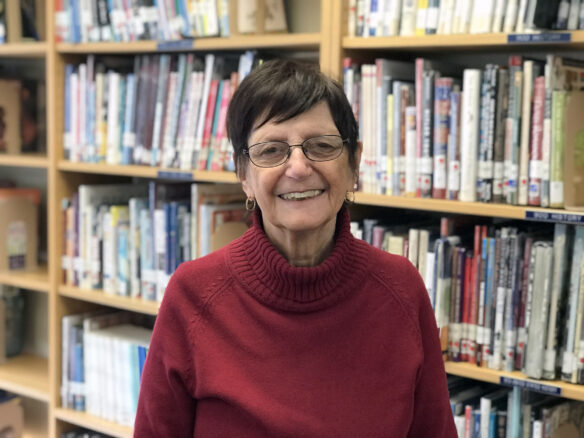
left=226, top=59, right=359, bottom=178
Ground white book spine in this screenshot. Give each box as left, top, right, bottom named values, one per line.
left=515, top=0, right=529, bottom=33
left=491, top=0, right=505, bottom=32
left=503, top=0, right=519, bottom=32
left=405, top=106, right=417, bottom=196
left=400, top=0, right=417, bottom=35
left=106, top=72, right=120, bottom=165
left=460, top=69, right=481, bottom=202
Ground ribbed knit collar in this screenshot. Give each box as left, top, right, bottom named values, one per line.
left=228, top=207, right=369, bottom=313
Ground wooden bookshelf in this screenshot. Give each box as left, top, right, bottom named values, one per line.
left=0, top=154, right=49, bottom=169
left=54, top=408, right=133, bottom=438
left=445, top=361, right=584, bottom=402
left=0, top=265, right=49, bottom=293
left=59, top=285, right=160, bottom=315
left=57, top=32, right=322, bottom=54
left=2, top=0, right=584, bottom=436
left=354, top=192, right=584, bottom=221
left=343, top=30, right=584, bottom=50
left=57, top=161, right=240, bottom=184
left=0, top=42, right=48, bottom=58
left=0, top=354, right=49, bottom=402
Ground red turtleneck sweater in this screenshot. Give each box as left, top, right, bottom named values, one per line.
left=134, top=209, right=456, bottom=437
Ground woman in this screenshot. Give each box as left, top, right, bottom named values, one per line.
left=134, top=59, right=456, bottom=437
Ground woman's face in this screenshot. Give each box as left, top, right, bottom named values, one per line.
left=241, top=101, right=360, bottom=237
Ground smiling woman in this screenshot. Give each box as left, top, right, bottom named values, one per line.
left=134, top=59, right=458, bottom=438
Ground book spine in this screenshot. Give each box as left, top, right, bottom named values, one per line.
left=460, top=69, right=481, bottom=202
left=518, top=60, right=535, bottom=205
left=432, top=77, right=451, bottom=199
left=550, top=90, right=567, bottom=208
left=419, top=70, right=435, bottom=197
left=404, top=106, right=418, bottom=196
left=528, top=75, right=546, bottom=206
left=492, top=68, right=508, bottom=204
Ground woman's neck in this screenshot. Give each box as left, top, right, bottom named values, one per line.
left=262, top=219, right=337, bottom=267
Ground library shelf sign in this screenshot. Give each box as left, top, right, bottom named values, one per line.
left=507, top=33, right=571, bottom=44
left=525, top=211, right=584, bottom=224
left=499, top=377, right=562, bottom=396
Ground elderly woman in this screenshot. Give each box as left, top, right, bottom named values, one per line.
left=134, top=59, right=456, bottom=437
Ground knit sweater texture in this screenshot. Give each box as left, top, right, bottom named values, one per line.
left=134, top=208, right=457, bottom=437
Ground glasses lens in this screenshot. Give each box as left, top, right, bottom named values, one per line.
left=304, top=136, right=344, bottom=161
left=249, top=142, right=289, bottom=167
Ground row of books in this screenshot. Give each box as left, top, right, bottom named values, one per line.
left=353, top=217, right=584, bottom=384
left=448, top=376, right=584, bottom=437
left=344, top=54, right=584, bottom=208
left=54, top=0, right=287, bottom=43
left=348, top=0, right=584, bottom=38
left=61, top=182, right=247, bottom=302
left=61, top=310, right=154, bottom=427
left=63, top=51, right=259, bottom=171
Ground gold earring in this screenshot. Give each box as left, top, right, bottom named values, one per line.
left=245, top=197, right=257, bottom=211
left=345, top=191, right=355, bottom=203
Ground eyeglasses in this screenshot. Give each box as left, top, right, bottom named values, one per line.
left=244, top=135, right=348, bottom=168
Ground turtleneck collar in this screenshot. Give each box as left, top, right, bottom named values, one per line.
left=227, top=207, right=370, bottom=313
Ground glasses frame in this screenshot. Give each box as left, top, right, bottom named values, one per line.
left=243, top=134, right=349, bottom=168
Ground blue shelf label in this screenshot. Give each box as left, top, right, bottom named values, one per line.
left=157, top=170, right=194, bottom=181
left=508, top=33, right=571, bottom=43
left=157, top=40, right=194, bottom=51
left=525, top=210, right=584, bottom=224
left=500, top=377, right=562, bottom=396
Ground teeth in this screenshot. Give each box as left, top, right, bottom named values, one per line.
left=280, top=190, right=323, bottom=200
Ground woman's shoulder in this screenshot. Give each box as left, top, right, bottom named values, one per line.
left=356, top=239, right=429, bottom=305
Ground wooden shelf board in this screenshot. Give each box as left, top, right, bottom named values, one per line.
left=354, top=192, right=584, bottom=221
left=0, top=355, right=49, bottom=402
left=58, top=160, right=239, bottom=183
left=445, top=361, right=584, bottom=402
left=0, top=265, right=49, bottom=293
left=0, top=42, right=47, bottom=57
left=0, top=154, right=48, bottom=168
left=55, top=408, right=133, bottom=438
left=59, top=285, right=160, bottom=315
left=343, top=30, right=584, bottom=50
left=57, top=33, right=321, bottom=54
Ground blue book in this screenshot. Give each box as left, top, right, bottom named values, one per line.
left=122, top=73, right=136, bottom=165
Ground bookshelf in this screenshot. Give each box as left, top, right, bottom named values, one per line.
left=1, top=0, right=584, bottom=436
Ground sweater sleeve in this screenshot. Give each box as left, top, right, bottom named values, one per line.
left=406, top=263, right=457, bottom=438
left=134, top=267, right=197, bottom=437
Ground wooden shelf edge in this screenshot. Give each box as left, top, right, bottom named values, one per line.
left=0, top=154, right=49, bottom=168
left=445, top=361, right=584, bottom=402
left=354, top=192, right=584, bottom=222
left=343, top=30, right=584, bottom=49
left=59, top=285, right=160, bottom=315
left=58, top=160, right=239, bottom=183
left=0, top=42, right=48, bottom=57
left=0, top=355, right=49, bottom=402
left=54, top=408, right=133, bottom=438
left=0, top=265, right=49, bottom=293
left=57, top=33, right=321, bottom=53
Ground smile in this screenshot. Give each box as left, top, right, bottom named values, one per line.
left=279, top=190, right=324, bottom=200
